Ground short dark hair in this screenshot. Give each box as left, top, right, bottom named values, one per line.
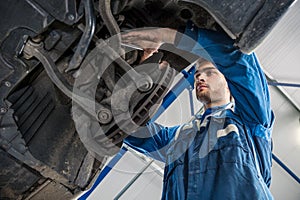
left=195, top=57, right=212, bottom=69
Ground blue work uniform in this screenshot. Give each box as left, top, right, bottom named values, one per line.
left=125, top=23, right=275, bottom=200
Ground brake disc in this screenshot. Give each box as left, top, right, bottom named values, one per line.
left=72, top=42, right=176, bottom=157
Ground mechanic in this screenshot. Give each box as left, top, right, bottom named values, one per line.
left=121, top=22, right=274, bottom=199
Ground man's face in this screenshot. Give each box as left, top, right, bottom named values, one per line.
left=194, top=62, right=230, bottom=106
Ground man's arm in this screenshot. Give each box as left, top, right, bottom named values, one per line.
left=124, top=123, right=180, bottom=162
left=122, top=26, right=274, bottom=131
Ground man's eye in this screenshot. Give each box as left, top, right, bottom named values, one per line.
left=206, top=71, right=213, bottom=76
left=194, top=72, right=201, bottom=79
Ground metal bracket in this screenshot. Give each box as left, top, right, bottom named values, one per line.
left=22, top=39, right=109, bottom=121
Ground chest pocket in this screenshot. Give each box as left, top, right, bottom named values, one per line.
left=189, top=116, right=251, bottom=173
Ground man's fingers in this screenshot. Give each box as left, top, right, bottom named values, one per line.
left=159, top=61, right=170, bottom=70
left=122, top=31, right=149, bottom=40
left=122, top=39, right=160, bottom=50
left=144, top=48, right=158, bottom=54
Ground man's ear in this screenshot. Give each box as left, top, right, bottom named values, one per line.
left=226, top=85, right=232, bottom=101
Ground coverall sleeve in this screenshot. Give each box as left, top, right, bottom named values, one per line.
left=176, top=22, right=274, bottom=134
left=124, top=122, right=180, bottom=162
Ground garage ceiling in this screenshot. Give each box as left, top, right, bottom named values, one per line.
left=256, top=0, right=300, bottom=112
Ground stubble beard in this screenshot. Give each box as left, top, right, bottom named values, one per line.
left=197, top=90, right=212, bottom=105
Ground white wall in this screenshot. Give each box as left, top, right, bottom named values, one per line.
left=269, top=87, right=300, bottom=200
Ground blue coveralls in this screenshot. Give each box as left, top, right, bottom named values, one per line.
left=125, top=23, right=275, bottom=200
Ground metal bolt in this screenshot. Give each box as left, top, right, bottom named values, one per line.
left=32, top=36, right=42, bottom=43
left=97, top=108, right=113, bottom=124
left=4, top=81, right=11, bottom=87
left=67, top=14, right=75, bottom=21
left=137, top=74, right=153, bottom=92
left=0, top=107, right=7, bottom=113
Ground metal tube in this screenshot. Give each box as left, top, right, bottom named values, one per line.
left=272, top=153, right=300, bottom=184
left=268, top=81, right=300, bottom=88
left=265, top=73, right=300, bottom=113
left=188, top=85, right=195, bottom=116
left=113, top=159, right=155, bottom=200
left=98, top=0, right=122, bottom=53
left=66, top=0, right=96, bottom=72
left=96, top=39, right=153, bottom=91
left=126, top=146, right=164, bottom=177
left=23, top=40, right=105, bottom=120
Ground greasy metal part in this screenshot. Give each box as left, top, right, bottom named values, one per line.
left=237, top=0, right=295, bottom=53
left=0, top=127, right=75, bottom=188
left=177, top=0, right=295, bottom=53
left=100, top=56, right=116, bottom=93
left=125, top=49, right=139, bottom=65
left=66, top=0, right=96, bottom=72
left=71, top=39, right=176, bottom=156
left=106, top=66, right=176, bottom=146
left=98, top=0, right=124, bottom=95
left=23, top=40, right=106, bottom=120
left=30, top=0, right=80, bottom=25
left=74, top=152, right=100, bottom=188
left=111, top=0, right=129, bottom=15
left=98, top=0, right=122, bottom=53
left=136, top=74, right=154, bottom=92
left=96, top=39, right=153, bottom=92
left=77, top=147, right=128, bottom=200
left=97, top=107, right=113, bottom=124
left=23, top=180, right=73, bottom=200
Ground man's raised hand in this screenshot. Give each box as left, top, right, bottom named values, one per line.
left=121, top=28, right=176, bottom=51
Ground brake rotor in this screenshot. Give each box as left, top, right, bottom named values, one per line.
left=72, top=44, right=176, bottom=157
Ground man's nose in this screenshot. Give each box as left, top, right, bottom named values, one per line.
left=195, top=74, right=206, bottom=83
